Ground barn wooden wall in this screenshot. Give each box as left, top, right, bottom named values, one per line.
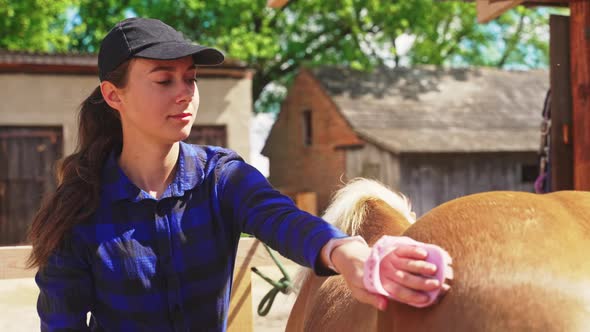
left=345, top=143, right=401, bottom=188
left=344, top=143, right=538, bottom=217
left=399, top=152, right=538, bottom=216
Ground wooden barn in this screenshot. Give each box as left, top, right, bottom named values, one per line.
left=262, top=66, right=548, bottom=216
left=0, top=50, right=253, bottom=245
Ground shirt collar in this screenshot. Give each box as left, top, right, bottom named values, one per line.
left=101, top=141, right=205, bottom=202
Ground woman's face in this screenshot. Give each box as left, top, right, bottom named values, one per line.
left=116, top=56, right=199, bottom=145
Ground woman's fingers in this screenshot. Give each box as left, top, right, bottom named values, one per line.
left=381, top=281, right=430, bottom=305
left=384, top=252, right=436, bottom=276
left=378, top=245, right=442, bottom=305
left=393, top=245, right=428, bottom=260
left=381, top=263, right=440, bottom=292
left=351, top=286, right=388, bottom=311
left=392, top=245, right=437, bottom=276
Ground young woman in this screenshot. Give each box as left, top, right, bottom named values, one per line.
left=28, top=17, right=446, bottom=331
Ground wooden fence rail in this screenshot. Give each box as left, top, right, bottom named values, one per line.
left=0, top=238, right=294, bottom=332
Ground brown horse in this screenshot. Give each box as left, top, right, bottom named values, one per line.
left=286, top=178, right=590, bottom=332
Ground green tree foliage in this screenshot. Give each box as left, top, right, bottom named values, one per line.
left=408, top=3, right=551, bottom=69
left=68, top=0, right=132, bottom=52
left=1, top=0, right=556, bottom=112
left=0, top=0, right=74, bottom=52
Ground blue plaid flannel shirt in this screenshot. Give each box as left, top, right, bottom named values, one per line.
left=35, top=142, right=347, bottom=331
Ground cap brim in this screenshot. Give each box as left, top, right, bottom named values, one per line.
left=134, top=42, right=225, bottom=66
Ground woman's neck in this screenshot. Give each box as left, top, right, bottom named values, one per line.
left=117, top=140, right=180, bottom=199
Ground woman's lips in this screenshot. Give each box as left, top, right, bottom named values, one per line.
left=169, top=113, right=192, bottom=119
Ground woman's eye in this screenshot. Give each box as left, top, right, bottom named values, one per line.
left=156, top=80, right=172, bottom=85
left=186, top=78, right=197, bottom=84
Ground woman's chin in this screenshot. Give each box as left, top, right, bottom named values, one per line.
left=158, top=132, right=191, bottom=145
left=178, top=128, right=192, bottom=141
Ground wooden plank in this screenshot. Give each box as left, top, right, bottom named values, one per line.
left=235, top=237, right=295, bottom=269
left=570, top=1, right=590, bottom=190
left=294, top=192, right=317, bottom=216
left=227, top=238, right=298, bottom=332
left=0, top=246, right=35, bottom=279
left=550, top=15, right=574, bottom=190
left=476, top=0, right=525, bottom=23
left=227, top=270, right=252, bottom=332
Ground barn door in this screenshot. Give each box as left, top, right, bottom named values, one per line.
left=184, top=125, right=227, bottom=147
left=0, top=127, right=63, bottom=245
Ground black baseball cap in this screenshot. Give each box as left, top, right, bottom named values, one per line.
left=98, top=17, right=224, bottom=81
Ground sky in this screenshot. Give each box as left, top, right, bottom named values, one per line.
left=250, top=113, right=275, bottom=177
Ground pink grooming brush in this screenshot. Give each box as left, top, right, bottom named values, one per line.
left=363, top=236, right=453, bottom=308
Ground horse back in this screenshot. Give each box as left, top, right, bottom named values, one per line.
left=380, top=191, right=590, bottom=332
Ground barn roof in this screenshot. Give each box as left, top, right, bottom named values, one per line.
left=0, top=49, right=252, bottom=78
left=309, top=66, right=548, bottom=153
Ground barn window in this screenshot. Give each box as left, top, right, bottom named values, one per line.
left=521, top=164, right=538, bottom=183
left=184, top=125, right=227, bottom=147
left=302, top=110, right=312, bottom=147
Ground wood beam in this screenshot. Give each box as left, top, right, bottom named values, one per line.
left=570, top=0, right=590, bottom=190
left=550, top=15, right=574, bottom=190
left=476, top=0, right=525, bottom=23
left=473, top=0, right=569, bottom=24
left=497, top=0, right=569, bottom=4
left=522, top=1, right=569, bottom=5
left=267, top=0, right=289, bottom=8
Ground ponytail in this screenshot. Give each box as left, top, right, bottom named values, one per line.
left=27, top=61, right=131, bottom=269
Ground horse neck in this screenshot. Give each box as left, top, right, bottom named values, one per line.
left=358, top=199, right=412, bottom=246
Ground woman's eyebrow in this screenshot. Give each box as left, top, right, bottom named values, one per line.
left=148, top=64, right=196, bottom=73
left=149, top=66, right=175, bottom=73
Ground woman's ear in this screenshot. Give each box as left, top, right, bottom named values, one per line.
left=100, top=81, right=123, bottom=111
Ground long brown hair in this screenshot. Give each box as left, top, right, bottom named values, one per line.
left=27, top=60, right=132, bottom=269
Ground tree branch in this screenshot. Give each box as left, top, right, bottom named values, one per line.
left=252, top=26, right=353, bottom=102
left=439, top=25, right=473, bottom=61
left=265, top=23, right=346, bottom=72
left=496, top=11, right=526, bottom=68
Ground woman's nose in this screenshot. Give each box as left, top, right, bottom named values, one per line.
left=176, top=81, right=194, bottom=104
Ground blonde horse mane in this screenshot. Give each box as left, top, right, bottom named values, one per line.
left=321, top=178, right=415, bottom=235
left=293, top=178, right=416, bottom=292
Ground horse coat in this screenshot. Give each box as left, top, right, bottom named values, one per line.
left=287, top=179, right=590, bottom=332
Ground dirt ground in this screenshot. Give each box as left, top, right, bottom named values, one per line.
left=0, top=265, right=300, bottom=331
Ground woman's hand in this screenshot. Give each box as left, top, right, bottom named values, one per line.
left=329, top=240, right=444, bottom=311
